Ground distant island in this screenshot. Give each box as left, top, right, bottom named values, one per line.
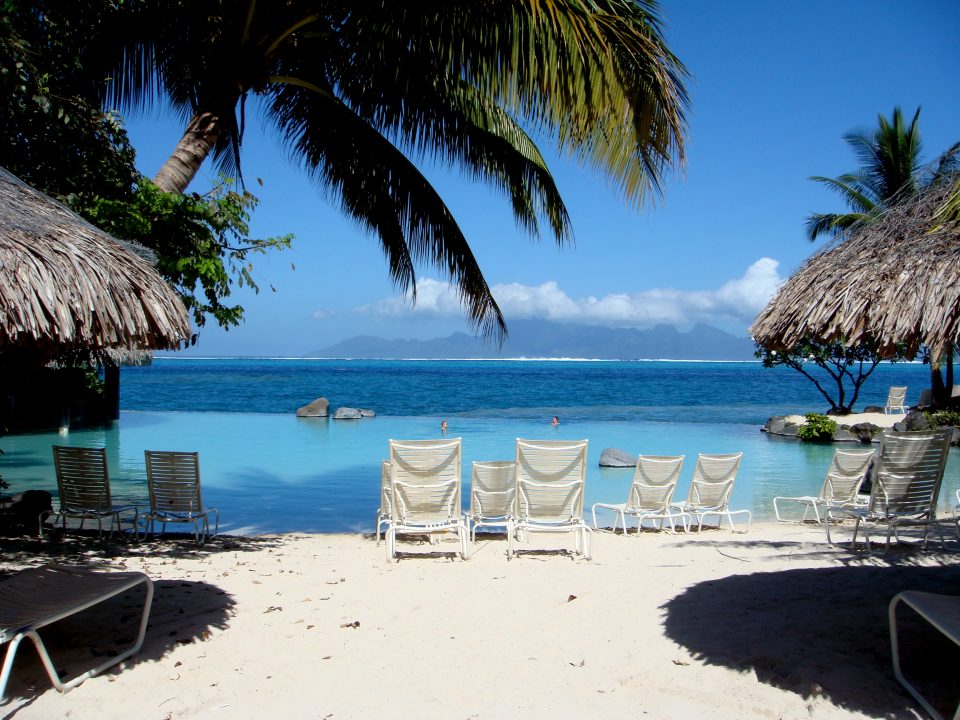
left=308, top=319, right=755, bottom=360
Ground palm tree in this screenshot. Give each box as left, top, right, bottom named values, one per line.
left=805, top=107, right=924, bottom=242
left=98, top=0, right=689, bottom=342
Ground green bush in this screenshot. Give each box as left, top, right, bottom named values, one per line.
left=797, top=413, right=837, bottom=442
left=926, top=410, right=960, bottom=428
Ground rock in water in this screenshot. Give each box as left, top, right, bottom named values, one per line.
left=333, top=407, right=362, bottom=420
left=359, top=409, right=376, bottom=418
left=599, top=448, right=637, bottom=468
left=296, top=397, right=330, bottom=417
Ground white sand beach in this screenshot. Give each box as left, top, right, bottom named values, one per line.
left=783, top=412, right=905, bottom=429
left=2, top=523, right=959, bottom=719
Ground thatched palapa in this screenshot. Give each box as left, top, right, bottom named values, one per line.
left=0, top=167, right=191, bottom=355
left=750, top=180, right=960, bottom=362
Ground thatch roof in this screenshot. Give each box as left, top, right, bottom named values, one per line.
left=750, top=179, right=960, bottom=362
left=0, top=167, right=191, bottom=355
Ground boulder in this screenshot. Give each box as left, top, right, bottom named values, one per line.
left=359, top=409, right=376, bottom=418
left=763, top=416, right=800, bottom=438
left=862, top=405, right=884, bottom=414
left=296, top=397, right=330, bottom=417
left=831, top=427, right=856, bottom=443
left=599, top=448, right=637, bottom=468
left=0, top=490, right=53, bottom=534
left=333, top=407, right=363, bottom=420
left=846, top=422, right=882, bottom=444
left=896, top=410, right=930, bottom=432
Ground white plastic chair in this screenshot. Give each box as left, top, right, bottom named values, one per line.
left=773, top=449, right=874, bottom=539
left=44, top=446, right=138, bottom=538
left=385, top=438, right=468, bottom=561
left=513, top=439, right=591, bottom=560
left=591, top=455, right=684, bottom=534
left=466, top=461, right=516, bottom=548
left=0, top=565, right=153, bottom=699
left=885, top=386, right=908, bottom=414
left=144, top=450, right=219, bottom=544
left=839, top=430, right=952, bottom=550
left=670, top=453, right=749, bottom=532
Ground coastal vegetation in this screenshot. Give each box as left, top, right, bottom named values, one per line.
left=795, top=413, right=837, bottom=442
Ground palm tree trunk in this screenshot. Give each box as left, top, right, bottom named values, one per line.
left=153, top=111, right=223, bottom=194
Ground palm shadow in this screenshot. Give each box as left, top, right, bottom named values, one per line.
left=661, top=551, right=960, bottom=718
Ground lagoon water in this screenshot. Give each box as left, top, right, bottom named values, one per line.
left=3, top=358, right=957, bottom=535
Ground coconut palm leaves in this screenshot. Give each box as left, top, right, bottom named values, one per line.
left=98, top=0, right=689, bottom=341
left=806, top=107, right=923, bottom=241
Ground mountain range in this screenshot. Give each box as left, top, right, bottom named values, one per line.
left=309, top=319, right=755, bottom=360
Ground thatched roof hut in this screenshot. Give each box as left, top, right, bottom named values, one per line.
left=0, top=167, right=191, bottom=356
left=750, top=179, right=960, bottom=363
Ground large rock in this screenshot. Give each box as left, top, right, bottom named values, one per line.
left=762, top=416, right=800, bottom=437
left=846, top=422, right=882, bottom=444
left=895, top=410, right=930, bottom=432
left=296, top=397, right=330, bottom=417
left=862, top=405, right=884, bottom=414
left=359, top=409, right=376, bottom=418
left=599, top=448, right=637, bottom=468
left=333, top=407, right=363, bottom=420
left=0, top=490, right=53, bottom=534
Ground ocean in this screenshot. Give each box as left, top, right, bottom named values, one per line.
left=2, top=358, right=956, bottom=535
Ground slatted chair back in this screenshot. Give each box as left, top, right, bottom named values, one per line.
left=819, top=449, right=874, bottom=505
left=52, top=446, right=112, bottom=513
left=389, top=438, right=462, bottom=526
left=885, top=386, right=908, bottom=414
left=685, top=453, right=743, bottom=510
left=625, top=455, right=684, bottom=514
left=867, top=430, right=951, bottom=517
left=470, top=461, right=516, bottom=521
left=515, top=439, right=588, bottom=525
left=145, top=450, right=203, bottom=515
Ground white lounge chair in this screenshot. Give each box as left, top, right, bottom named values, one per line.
left=375, top=460, right=392, bottom=546
left=670, top=452, right=749, bottom=532
left=44, top=446, right=138, bottom=538
left=839, top=430, right=952, bottom=551
left=773, top=449, right=875, bottom=539
left=591, top=455, right=684, bottom=534
left=0, top=565, right=153, bottom=699
left=385, top=438, right=468, bottom=561
left=144, top=450, right=219, bottom=544
left=885, top=386, right=909, bottom=414
left=466, top=461, right=516, bottom=548
left=513, top=439, right=592, bottom=560
left=889, top=590, right=960, bottom=720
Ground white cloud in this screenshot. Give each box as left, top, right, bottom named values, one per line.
left=357, top=258, right=783, bottom=329
left=311, top=309, right=336, bottom=320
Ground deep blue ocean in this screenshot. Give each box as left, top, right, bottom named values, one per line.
left=3, top=358, right=956, bottom=535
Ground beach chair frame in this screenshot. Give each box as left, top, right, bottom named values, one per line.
left=467, top=461, right=517, bottom=550
left=385, top=438, right=468, bottom=561
left=0, top=565, right=153, bottom=699
left=670, top=453, right=749, bottom=532
left=144, top=450, right=219, bottom=545
left=885, top=386, right=908, bottom=415
left=591, top=455, right=684, bottom=534
left=513, top=439, right=592, bottom=560
left=44, top=446, right=138, bottom=538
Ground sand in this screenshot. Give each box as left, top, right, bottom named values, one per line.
left=783, top=412, right=904, bottom=429
left=2, top=522, right=959, bottom=719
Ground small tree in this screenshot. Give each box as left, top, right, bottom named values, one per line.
left=755, top=338, right=906, bottom=415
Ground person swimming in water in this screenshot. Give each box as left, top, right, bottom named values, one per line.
left=551, top=416, right=560, bottom=426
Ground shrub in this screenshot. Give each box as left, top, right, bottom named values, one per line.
left=797, top=413, right=837, bottom=442
left=926, top=410, right=960, bottom=428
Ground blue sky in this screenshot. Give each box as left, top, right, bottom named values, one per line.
left=125, top=0, right=960, bottom=357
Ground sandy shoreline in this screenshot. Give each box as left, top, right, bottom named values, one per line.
left=2, top=523, right=959, bottom=719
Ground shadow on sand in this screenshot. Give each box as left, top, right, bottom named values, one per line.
left=661, top=539, right=960, bottom=718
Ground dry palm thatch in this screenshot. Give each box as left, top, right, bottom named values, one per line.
left=0, top=166, right=191, bottom=355
left=751, top=178, right=960, bottom=363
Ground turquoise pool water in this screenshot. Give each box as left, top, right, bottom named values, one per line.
left=4, top=410, right=958, bottom=535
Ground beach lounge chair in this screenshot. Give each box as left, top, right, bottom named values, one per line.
left=889, top=590, right=960, bottom=720
left=376, top=460, right=392, bottom=546
left=513, top=439, right=591, bottom=559
left=839, top=429, right=951, bottom=551
left=670, top=452, right=749, bottom=532
left=44, top=446, right=138, bottom=538
left=0, top=565, right=153, bottom=699
left=385, top=438, right=468, bottom=561
left=591, top=455, right=684, bottom=534
left=144, top=450, right=218, bottom=544
left=466, top=461, right=516, bottom=548
left=885, top=386, right=909, bottom=414
left=773, top=448, right=875, bottom=539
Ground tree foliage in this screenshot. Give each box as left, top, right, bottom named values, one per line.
left=755, top=339, right=908, bottom=415
left=93, top=0, right=690, bottom=343
left=0, top=0, right=291, bottom=331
